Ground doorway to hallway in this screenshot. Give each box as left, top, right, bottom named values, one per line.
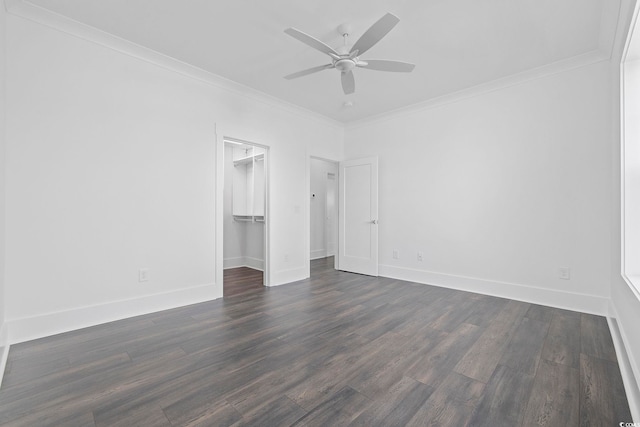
left=310, top=157, right=338, bottom=272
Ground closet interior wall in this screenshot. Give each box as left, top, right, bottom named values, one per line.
left=223, top=142, right=265, bottom=271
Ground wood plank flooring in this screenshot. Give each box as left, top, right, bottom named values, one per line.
left=0, top=257, right=632, bottom=426
left=223, top=267, right=263, bottom=297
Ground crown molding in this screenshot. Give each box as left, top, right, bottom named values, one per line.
left=2, top=0, right=619, bottom=131
left=3, top=0, right=343, bottom=130
left=621, top=0, right=640, bottom=62
left=345, top=50, right=609, bottom=130
left=599, top=0, right=623, bottom=60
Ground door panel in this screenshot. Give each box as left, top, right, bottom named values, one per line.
left=338, top=157, right=378, bottom=276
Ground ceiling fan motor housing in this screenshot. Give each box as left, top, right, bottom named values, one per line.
left=334, top=58, right=356, bottom=72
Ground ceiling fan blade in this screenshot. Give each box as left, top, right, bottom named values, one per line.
left=350, top=13, right=400, bottom=56
left=341, top=71, right=355, bottom=95
left=284, top=64, right=333, bottom=80
left=357, top=59, right=415, bottom=72
left=285, top=28, right=340, bottom=58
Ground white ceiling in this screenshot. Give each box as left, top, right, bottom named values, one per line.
left=23, top=0, right=619, bottom=123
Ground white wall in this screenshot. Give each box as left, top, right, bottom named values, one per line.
left=4, top=12, right=343, bottom=342
left=244, top=148, right=265, bottom=270
left=244, top=221, right=264, bottom=270
left=310, top=158, right=337, bottom=260
left=622, top=59, right=640, bottom=280
left=345, top=60, right=613, bottom=314
left=223, top=144, right=247, bottom=269
left=0, top=0, right=8, bottom=382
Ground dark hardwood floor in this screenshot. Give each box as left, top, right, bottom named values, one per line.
left=224, top=267, right=263, bottom=297
left=0, top=256, right=632, bottom=426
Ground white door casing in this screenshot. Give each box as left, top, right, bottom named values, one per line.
left=326, top=173, right=336, bottom=257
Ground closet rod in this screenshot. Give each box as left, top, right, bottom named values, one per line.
left=233, top=217, right=253, bottom=222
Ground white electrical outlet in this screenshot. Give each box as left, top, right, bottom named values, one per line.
left=558, top=267, right=570, bottom=280
left=393, top=249, right=399, bottom=259
left=284, top=253, right=289, bottom=262
left=417, top=251, right=423, bottom=262
left=139, top=268, right=150, bottom=282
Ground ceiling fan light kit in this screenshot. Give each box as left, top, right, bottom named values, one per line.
left=284, top=12, right=415, bottom=95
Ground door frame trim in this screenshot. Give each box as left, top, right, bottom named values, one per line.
left=216, top=130, right=270, bottom=291
left=308, top=156, right=340, bottom=272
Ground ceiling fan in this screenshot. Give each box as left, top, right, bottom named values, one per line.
left=284, top=13, right=415, bottom=95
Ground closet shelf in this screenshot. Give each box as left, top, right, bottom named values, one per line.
left=233, top=215, right=265, bottom=223
left=233, top=153, right=264, bottom=167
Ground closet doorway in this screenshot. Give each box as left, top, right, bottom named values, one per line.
left=310, top=157, right=339, bottom=275
left=223, top=138, right=269, bottom=297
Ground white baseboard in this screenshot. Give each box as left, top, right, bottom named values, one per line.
left=379, top=264, right=609, bottom=315
left=270, top=266, right=308, bottom=287
left=244, top=257, right=264, bottom=271
left=224, top=257, right=264, bottom=271
left=0, top=323, right=9, bottom=389
left=608, top=303, right=640, bottom=421
left=310, top=249, right=327, bottom=260
left=6, top=282, right=221, bottom=345
left=224, top=257, right=245, bottom=270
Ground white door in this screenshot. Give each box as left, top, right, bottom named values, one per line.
left=338, top=157, right=378, bottom=276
